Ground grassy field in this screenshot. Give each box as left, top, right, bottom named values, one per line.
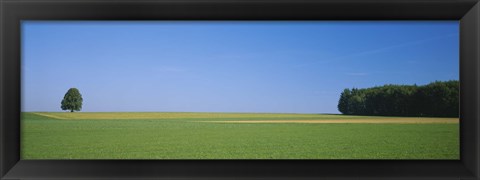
left=21, top=112, right=459, bottom=159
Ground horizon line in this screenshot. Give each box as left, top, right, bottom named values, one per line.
left=21, top=111, right=341, bottom=115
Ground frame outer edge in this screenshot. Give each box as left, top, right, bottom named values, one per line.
left=0, top=0, right=4, bottom=178
left=474, top=2, right=479, bottom=178
left=477, top=2, right=480, bottom=178
left=461, top=1, right=480, bottom=179
left=473, top=2, right=480, bottom=179
left=1, top=1, right=21, bottom=179
left=1, top=0, right=480, bottom=180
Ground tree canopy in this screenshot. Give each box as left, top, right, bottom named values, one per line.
left=61, top=88, right=83, bottom=112
left=337, top=80, right=459, bottom=117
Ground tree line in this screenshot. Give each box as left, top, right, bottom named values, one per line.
left=337, top=80, right=459, bottom=117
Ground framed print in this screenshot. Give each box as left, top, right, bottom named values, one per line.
left=1, top=0, right=479, bottom=179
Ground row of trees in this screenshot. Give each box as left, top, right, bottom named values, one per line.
left=337, top=80, right=459, bottom=117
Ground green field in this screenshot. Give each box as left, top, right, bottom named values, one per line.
left=21, top=112, right=459, bottom=159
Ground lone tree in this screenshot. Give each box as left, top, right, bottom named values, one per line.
left=61, top=88, right=83, bottom=112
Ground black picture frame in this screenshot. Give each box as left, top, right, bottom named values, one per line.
left=1, top=0, right=479, bottom=179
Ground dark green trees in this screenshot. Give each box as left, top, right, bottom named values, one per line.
left=414, top=80, right=459, bottom=117
left=338, top=89, right=351, bottom=114
left=61, top=88, right=83, bottom=112
left=337, top=80, right=459, bottom=117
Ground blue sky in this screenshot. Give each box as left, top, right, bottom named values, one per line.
left=22, top=21, right=459, bottom=113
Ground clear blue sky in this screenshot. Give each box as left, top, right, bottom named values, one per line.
left=21, top=21, right=459, bottom=113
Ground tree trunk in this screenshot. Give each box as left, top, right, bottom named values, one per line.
left=71, top=109, right=74, bottom=112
